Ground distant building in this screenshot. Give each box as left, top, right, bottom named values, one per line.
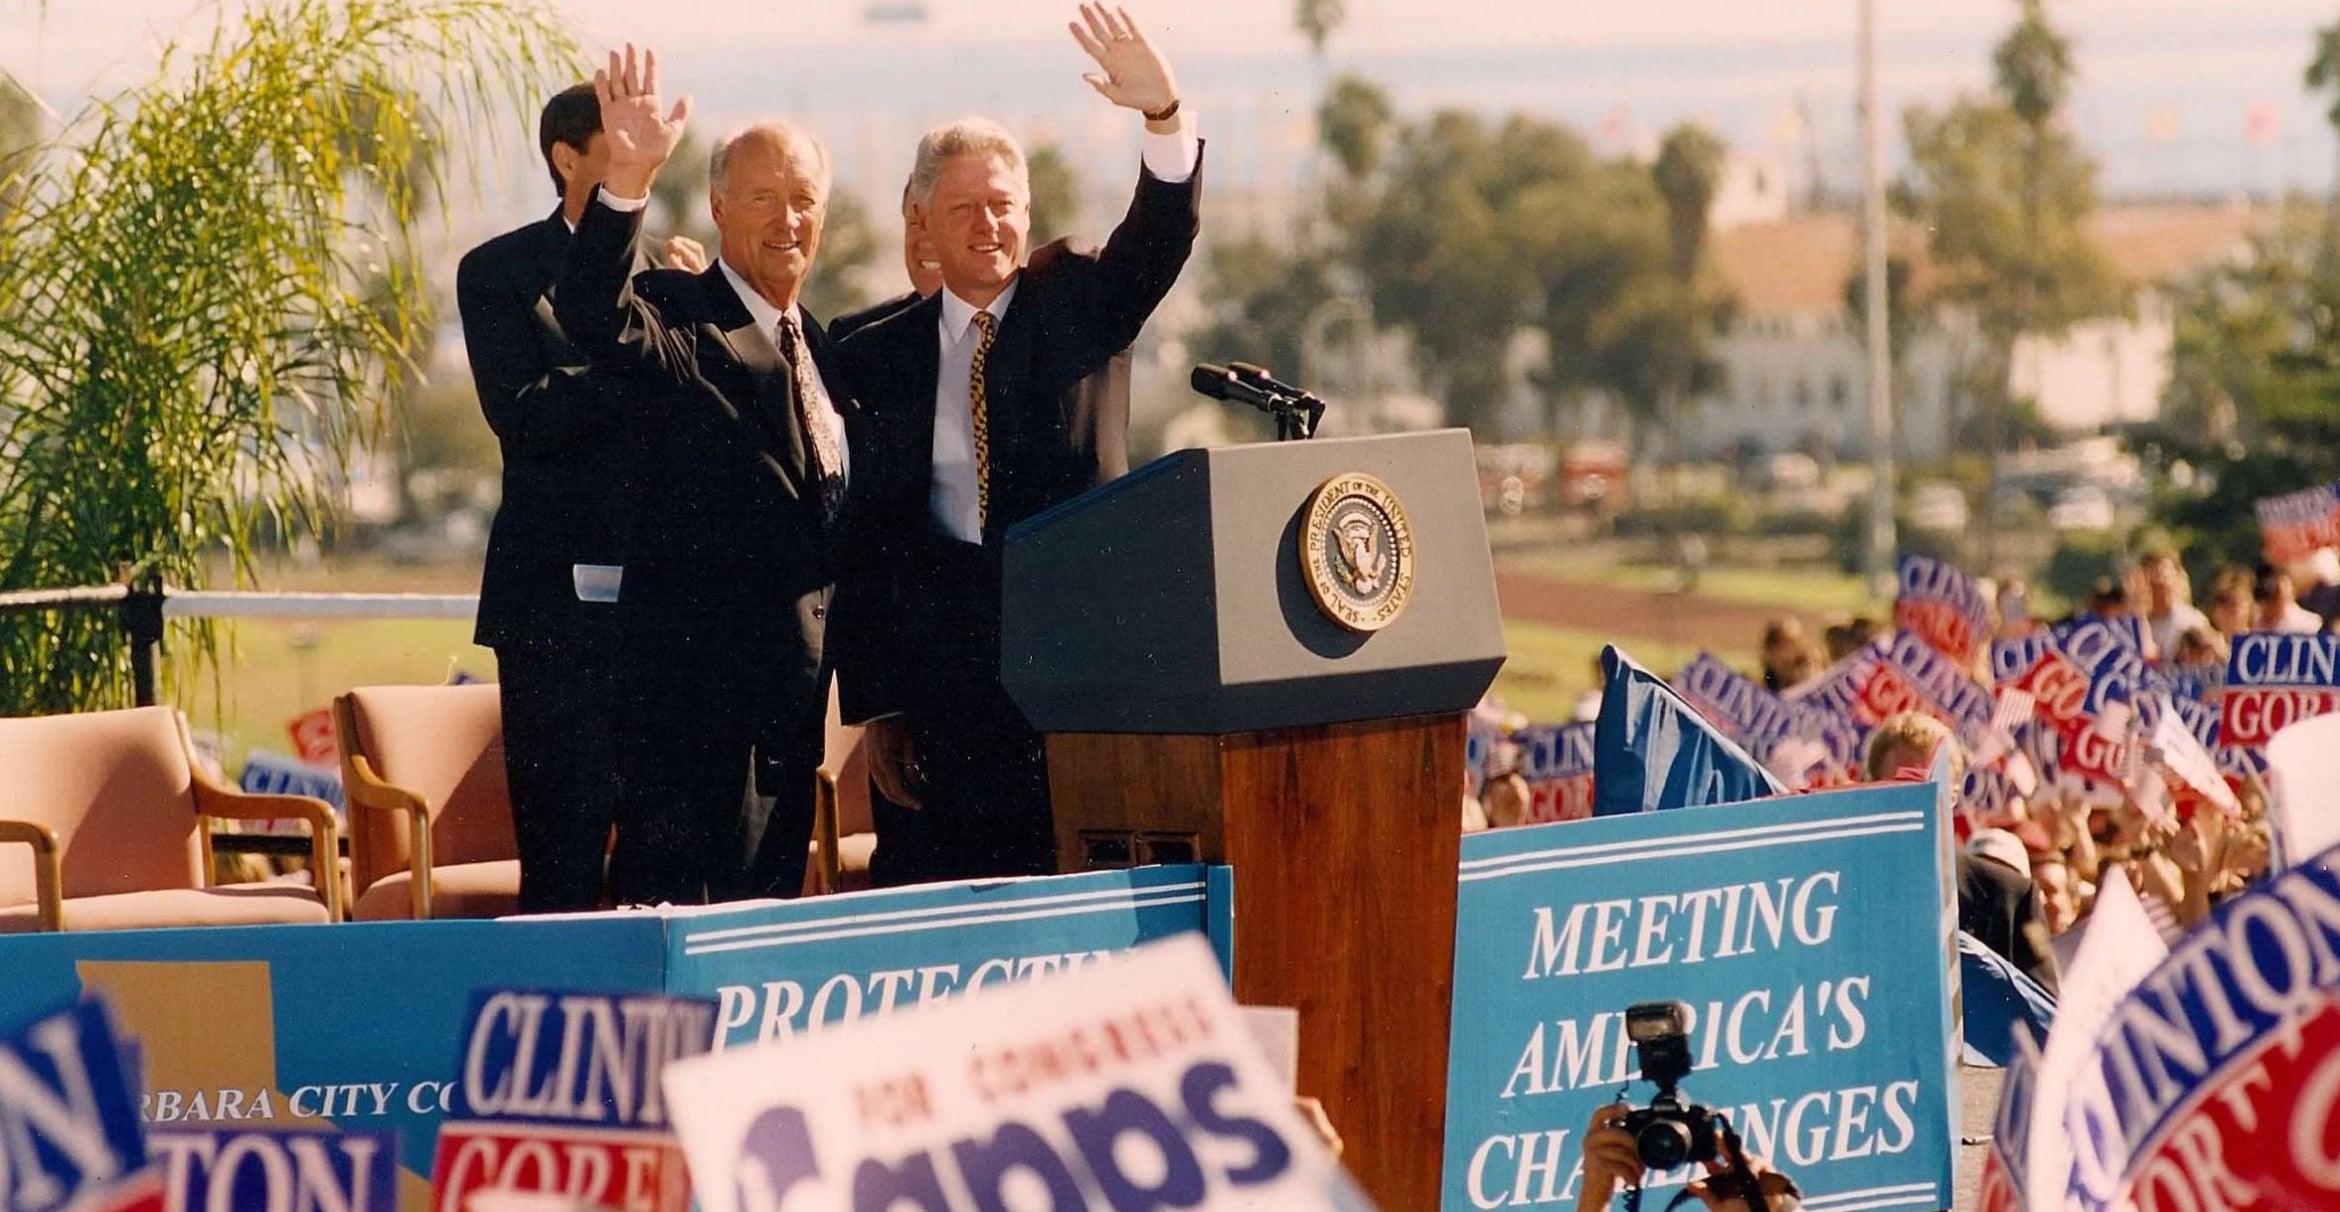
left=1684, top=202, right=2262, bottom=462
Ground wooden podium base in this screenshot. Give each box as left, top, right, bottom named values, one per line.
left=1048, top=713, right=1464, bottom=1211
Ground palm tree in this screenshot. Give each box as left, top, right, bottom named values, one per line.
left=0, top=0, right=576, bottom=714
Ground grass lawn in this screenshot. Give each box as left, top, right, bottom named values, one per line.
left=1499, top=554, right=1891, bottom=618
left=170, top=617, right=494, bottom=769
left=1492, top=619, right=1755, bottom=724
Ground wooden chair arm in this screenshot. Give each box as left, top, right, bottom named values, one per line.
left=342, top=753, right=434, bottom=919
left=813, top=770, right=843, bottom=896
left=190, top=777, right=342, bottom=922
left=0, top=819, right=63, bottom=932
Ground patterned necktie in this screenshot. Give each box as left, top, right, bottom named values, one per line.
left=774, top=313, right=845, bottom=526
left=969, top=309, right=996, bottom=532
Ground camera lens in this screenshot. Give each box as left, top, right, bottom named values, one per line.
left=1636, top=1119, right=1693, bottom=1171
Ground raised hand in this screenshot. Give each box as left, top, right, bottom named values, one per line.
left=1067, top=4, right=1179, bottom=119
left=594, top=43, right=692, bottom=194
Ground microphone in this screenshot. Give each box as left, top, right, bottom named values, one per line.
left=1227, top=362, right=1314, bottom=401
left=1190, top=363, right=1280, bottom=408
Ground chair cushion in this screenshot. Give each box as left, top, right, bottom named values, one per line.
left=0, top=884, right=331, bottom=934
left=802, top=832, right=878, bottom=896
left=0, top=707, right=203, bottom=906
left=351, top=859, right=522, bottom=921
left=344, top=684, right=516, bottom=898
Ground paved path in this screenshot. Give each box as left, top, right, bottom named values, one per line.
left=1495, top=568, right=1837, bottom=651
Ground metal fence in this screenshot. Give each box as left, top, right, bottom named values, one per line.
left=0, top=583, right=477, bottom=706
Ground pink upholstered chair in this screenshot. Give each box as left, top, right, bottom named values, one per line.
left=335, top=684, right=522, bottom=920
left=0, top=706, right=339, bottom=932
left=808, top=685, right=875, bottom=895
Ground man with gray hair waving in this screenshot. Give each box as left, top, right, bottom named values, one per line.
left=835, top=4, right=1202, bottom=885
left=557, top=45, right=863, bottom=906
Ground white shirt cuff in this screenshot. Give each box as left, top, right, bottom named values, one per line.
left=596, top=186, right=650, bottom=213
left=1140, top=119, right=1199, bottom=184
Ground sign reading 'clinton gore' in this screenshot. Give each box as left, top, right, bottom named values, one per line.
left=665, top=865, right=1233, bottom=1050
left=2221, top=632, right=2340, bottom=748
left=1443, top=781, right=1957, bottom=1211
left=2065, top=843, right=2340, bottom=1210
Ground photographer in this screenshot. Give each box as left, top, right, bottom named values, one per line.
left=1576, top=1103, right=1804, bottom=1212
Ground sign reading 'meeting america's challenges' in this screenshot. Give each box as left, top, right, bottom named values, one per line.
left=1443, top=781, right=1958, bottom=1211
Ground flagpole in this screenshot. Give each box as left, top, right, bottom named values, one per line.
left=1860, top=0, right=1898, bottom=601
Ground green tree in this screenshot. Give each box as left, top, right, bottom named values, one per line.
left=1317, top=74, right=1394, bottom=183
left=0, top=0, right=574, bottom=714
left=1027, top=141, right=1081, bottom=246
left=1189, top=237, right=1339, bottom=381
left=1900, top=0, right=2117, bottom=518
left=1296, top=0, right=1346, bottom=59
left=2142, top=201, right=2340, bottom=570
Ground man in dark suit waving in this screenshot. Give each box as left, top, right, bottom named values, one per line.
left=456, top=83, right=703, bottom=913
left=557, top=45, right=861, bottom=906
left=835, top=3, right=1200, bottom=885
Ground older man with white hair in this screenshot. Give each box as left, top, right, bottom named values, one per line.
left=555, top=45, right=864, bottom=906
left=835, top=3, right=1202, bottom=885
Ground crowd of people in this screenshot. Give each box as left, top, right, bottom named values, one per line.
left=1468, top=540, right=2316, bottom=1000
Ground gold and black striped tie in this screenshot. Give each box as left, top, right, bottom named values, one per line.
left=969, top=309, right=996, bottom=531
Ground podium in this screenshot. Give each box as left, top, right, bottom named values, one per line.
left=1002, top=430, right=1505, bottom=1209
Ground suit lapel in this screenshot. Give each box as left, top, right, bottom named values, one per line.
left=982, top=279, right=1041, bottom=508
left=895, top=294, right=946, bottom=493
left=700, top=267, right=812, bottom=497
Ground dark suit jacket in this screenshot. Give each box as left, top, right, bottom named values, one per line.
left=457, top=208, right=645, bottom=650
left=828, top=290, right=924, bottom=344
left=833, top=158, right=1201, bottom=724
left=556, top=196, right=867, bottom=735
left=1959, top=852, right=2061, bottom=994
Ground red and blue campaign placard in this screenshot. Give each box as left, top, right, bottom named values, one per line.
left=1894, top=555, right=1991, bottom=666
left=428, top=990, right=716, bottom=1212
left=149, top=1127, right=397, bottom=1212
left=0, top=1001, right=159, bottom=1212
left=1514, top=722, right=1597, bottom=824
left=2061, top=842, right=2340, bottom=1211
left=2254, top=481, right=2340, bottom=565
left=2220, top=633, right=2340, bottom=750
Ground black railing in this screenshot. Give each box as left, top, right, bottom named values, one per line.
left=0, top=582, right=476, bottom=706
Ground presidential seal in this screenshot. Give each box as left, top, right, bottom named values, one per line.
left=1300, top=472, right=1416, bottom=632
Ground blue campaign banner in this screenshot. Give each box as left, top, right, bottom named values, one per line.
left=667, top=865, right=1232, bottom=1050
left=1445, top=780, right=1958, bottom=1211
left=149, top=1127, right=399, bottom=1212
left=0, top=916, right=668, bottom=1205
left=1594, top=646, right=1785, bottom=815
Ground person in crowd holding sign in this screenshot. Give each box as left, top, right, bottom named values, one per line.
left=2140, top=548, right=2208, bottom=660
left=458, top=83, right=708, bottom=913
left=834, top=3, right=1201, bottom=885
left=2255, top=562, right=2323, bottom=634
left=557, top=46, right=864, bottom=906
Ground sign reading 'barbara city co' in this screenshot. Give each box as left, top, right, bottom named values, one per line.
left=1443, top=780, right=1958, bottom=1211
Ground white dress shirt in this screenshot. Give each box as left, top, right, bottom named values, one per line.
left=927, top=122, right=1200, bottom=542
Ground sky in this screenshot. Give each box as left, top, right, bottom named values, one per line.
left=8, top=0, right=2340, bottom=241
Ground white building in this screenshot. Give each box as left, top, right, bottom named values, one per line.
left=1682, top=203, right=2262, bottom=462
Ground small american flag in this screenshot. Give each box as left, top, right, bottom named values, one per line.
left=1971, top=688, right=2036, bottom=769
